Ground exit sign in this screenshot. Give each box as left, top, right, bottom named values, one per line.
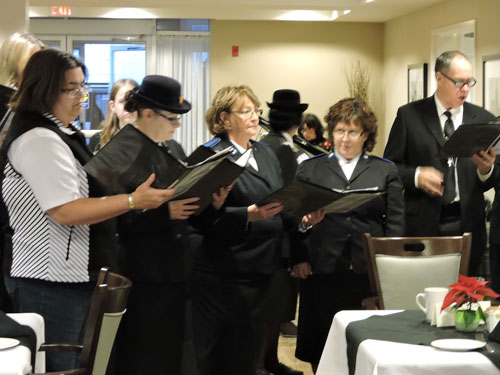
left=51, top=6, right=72, bottom=16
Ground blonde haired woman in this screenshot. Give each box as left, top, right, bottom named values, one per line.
left=190, top=85, right=322, bottom=375
left=89, top=78, right=138, bottom=152
left=0, top=32, right=44, bottom=312
left=0, top=32, right=44, bottom=137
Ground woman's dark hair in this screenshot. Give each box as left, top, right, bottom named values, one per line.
left=300, top=113, right=325, bottom=142
left=10, top=48, right=87, bottom=114
left=124, top=90, right=154, bottom=118
left=324, top=98, right=377, bottom=152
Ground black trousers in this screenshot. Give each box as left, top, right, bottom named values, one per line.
left=190, top=270, right=269, bottom=375
left=490, top=244, right=500, bottom=294
left=295, top=271, right=371, bottom=365
left=111, top=282, right=187, bottom=375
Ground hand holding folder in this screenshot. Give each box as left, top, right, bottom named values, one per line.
left=438, top=123, right=500, bottom=159
left=84, top=125, right=244, bottom=214
left=257, top=179, right=384, bottom=217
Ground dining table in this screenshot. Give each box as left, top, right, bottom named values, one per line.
left=316, top=309, right=500, bottom=375
left=0, top=312, right=45, bottom=375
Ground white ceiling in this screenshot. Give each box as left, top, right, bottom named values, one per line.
left=30, top=0, right=444, bottom=22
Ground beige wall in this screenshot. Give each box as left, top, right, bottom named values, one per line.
left=1, top=0, right=29, bottom=44
left=384, top=0, right=500, bottom=144
left=210, top=20, right=386, bottom=155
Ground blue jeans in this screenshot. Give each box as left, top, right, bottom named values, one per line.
left=4, top=275, right=93, bottom=372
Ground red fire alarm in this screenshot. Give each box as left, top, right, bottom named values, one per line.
left=232, top=46, right=239, bottom=57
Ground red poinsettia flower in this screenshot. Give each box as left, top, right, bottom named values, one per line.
left=441, top=274, right=500, bottom=311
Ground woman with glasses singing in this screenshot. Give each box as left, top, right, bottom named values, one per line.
left=292, top=98, right=405, bottom=373
left=0, top=49, right=175, bottom=372
left=110, top=75, right=204, bottom=375
left=189, top=85, right=319, bottom=375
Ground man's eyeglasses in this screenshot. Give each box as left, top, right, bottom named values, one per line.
left=61, top=84, right=89, bottom=98
left=228, top=108, right=263, bottom=119
left=333, top=129, right=364, bottom=139
left=439, top=71, right=477, bottom=89
left=155, top=111, right=182, bottom=122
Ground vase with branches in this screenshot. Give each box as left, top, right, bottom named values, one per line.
left=344, top=58, right=372, bottom=103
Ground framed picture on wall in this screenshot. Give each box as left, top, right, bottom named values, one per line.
left=407, top=63, right=428, bottom=103
left=483, top=54, right=500, bottom=117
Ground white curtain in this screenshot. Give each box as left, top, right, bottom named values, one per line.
left=156, top=34, right=211, bottom=155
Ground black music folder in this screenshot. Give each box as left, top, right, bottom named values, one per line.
left=84, top=124, right=244, bottom=213
left=257, top=179, right=383, bottom=217
left=438, top=123, right=500, bottom=158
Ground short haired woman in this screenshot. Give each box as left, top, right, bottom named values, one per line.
left=293, top=98, right=404, bottom=373
left=1, top=49, right=174, bottom=372
left=190, top=85, right=322, bottom=375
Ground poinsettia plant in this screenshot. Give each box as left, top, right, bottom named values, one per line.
left=441, top=274, right=500, bottom=311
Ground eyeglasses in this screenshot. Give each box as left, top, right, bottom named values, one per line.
left=228, top=108, right=263, bottom=119
left=439, top=71, right=477, bottom=89
left=61, top=84, right=89, bottom=98
left=155, top=111, right=182, bottom=122
left=333, top=129, right=364, bottom=139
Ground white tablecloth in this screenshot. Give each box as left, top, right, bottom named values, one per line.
left=316, top=310, right=500, bottom=375
left=0, top=313, right=45, bottom=375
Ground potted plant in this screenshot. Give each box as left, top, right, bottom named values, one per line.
left=441, top=274, right=500, bottom=332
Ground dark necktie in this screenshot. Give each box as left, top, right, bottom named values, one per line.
left=442, top=111, right=456, bottom=205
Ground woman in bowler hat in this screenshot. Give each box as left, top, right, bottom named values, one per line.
left=111, top=75, right=213, bottom=375
left=257, top=89, right=309, bottom=375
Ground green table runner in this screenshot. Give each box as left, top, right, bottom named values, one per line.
left=345, top=310, right=500, bottom=375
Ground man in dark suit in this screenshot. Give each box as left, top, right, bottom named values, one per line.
left=384, top=50, right=498, bottom=275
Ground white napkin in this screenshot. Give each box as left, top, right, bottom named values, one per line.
left=432, top=301, right=491, bottom=327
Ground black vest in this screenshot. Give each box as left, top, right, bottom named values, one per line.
left=0, top=111, right=117, bottom=281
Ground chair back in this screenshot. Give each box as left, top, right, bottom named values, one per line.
left=363, top=233, right=471, bottom=310
left=79, top=267, right=132, bottom=375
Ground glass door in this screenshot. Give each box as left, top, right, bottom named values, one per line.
left=67, top=36, right=150, bottom=133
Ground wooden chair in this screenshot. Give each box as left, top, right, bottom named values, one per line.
left=33, top=267, right=132, bottom=375
left=362, top=232, right=471, bottom=310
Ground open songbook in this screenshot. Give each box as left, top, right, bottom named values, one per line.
left=438, top=123, right=500, bottom=158
left=257, top=179, right=384, bottom=217
left=84, top=125, right=244, bottom=213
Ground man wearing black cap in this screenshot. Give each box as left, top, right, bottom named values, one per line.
left=257, top=89, right=308, bottom=375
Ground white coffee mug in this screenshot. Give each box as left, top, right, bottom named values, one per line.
left=488, top=310, right=500, bottom=333
left=416, top=287, right=449, bottom=322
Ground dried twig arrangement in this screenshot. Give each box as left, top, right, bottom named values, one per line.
left=344, top=58, right=372, bottom=103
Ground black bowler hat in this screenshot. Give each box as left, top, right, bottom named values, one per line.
left=267, top=89, right=308, bottom=112
left=131, top=75, right=192, bottom=114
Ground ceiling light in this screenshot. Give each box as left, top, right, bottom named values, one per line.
left=343, top=10, right=351, bottom=15
left=331, top=11, right=339, bottom=20
left=365, top=0, right=375, bottom=3
left=276, top=10, right=331, bottom=21
left=101, top=8, right=156, bottom=19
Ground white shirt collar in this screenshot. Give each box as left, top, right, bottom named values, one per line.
left=230, top=139, right=259, bottom=171
left=281, top=131, right=294, bottom=145
left=334, top=151, right=362, bottom=166
left=434, top=94, right=463, bottom=125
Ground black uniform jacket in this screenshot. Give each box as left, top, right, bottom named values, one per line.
left=191, top=136, right=306, bottom=278
left=117, top=139, right=191, bottom=284
left=295, top=152, right=405, bottom=275
left=383, top=96, right=498, bottom=266
left=261, top=130, right=306, bottom=185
